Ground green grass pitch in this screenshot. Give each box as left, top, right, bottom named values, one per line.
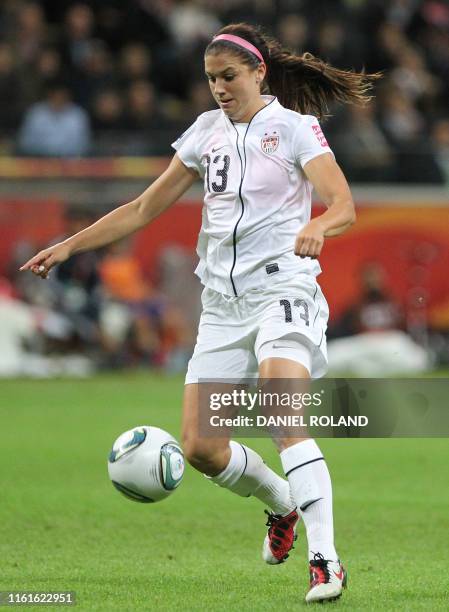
left=1, top=374, right=449, bottom=611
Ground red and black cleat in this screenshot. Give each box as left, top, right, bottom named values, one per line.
left=262, top=508, right=299, bottom=565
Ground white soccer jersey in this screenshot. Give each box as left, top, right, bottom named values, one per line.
left=172, top=95, right=333, bottom=297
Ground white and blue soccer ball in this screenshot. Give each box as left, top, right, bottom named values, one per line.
left=108, top=426, right=185, bottom=503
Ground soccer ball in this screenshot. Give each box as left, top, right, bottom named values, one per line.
left=107, top=425, right=185, bottom=503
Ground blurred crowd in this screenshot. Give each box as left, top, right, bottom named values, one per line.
left=0, top=0, right=448, bottom=182
left=3, top=224, right=448, bottom=376
left=1, top=207, right=197, bottom=377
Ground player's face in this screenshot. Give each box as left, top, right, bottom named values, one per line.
left=205, top=52, right=265, bottom=122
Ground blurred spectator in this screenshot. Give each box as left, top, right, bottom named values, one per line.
left=47, top=208, right=105, bottom=351
left=158, top=244, right=201, bottom=351
left=17, top=80, right=91, bottom=156
left=21, top=46, right=64, bottom=107
left=389, top=45, right=441, bottom=108
left=327, top=263, right=430, bottom=375
left=124, top=80, right=168, bottom=132
left=378, top=83, right=442, bottom=182
left=91, top=88, right=126, bottom=132
left=366, top=22, right=409, bottom=72
left=380, top=84, right=425, bottom=144
left=333, top=102, right=395, bottom=182
left=13, top=1, right=48, bottom=66
left=331, top=263, right=403, bottom=338
left=183, top=80, right=215, bottom=122
left=95, top=4, right=127, bottom=50
left=385, top=0, right=419, bottom=29
left=431, top=118, right=449, bottom=184
left=421, top=26, right=449, bottom=106
left=71, top=39, right=116, bottom=109
left=118, top=43, right=153, bottom=87
left=0, top=0, right=18, bottom=40
left=276, top=14, right=309, bottom=53
left=98, top=240, right=191, bottom=370
left=0, top=276, right=37, bottom=376
left=0, top=43, right=25, bottom=133
left=59, top=3, right=96, bottom=70
left=34, top=45, right=64, bottom=86
left=311, top=19, right=361, bottom=69
left=167, top=1, right=222, bottom=52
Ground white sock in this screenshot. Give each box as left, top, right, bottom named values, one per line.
left=209, top=441, right=295, bottom=515
left=280, top=439, right=337, bottom=561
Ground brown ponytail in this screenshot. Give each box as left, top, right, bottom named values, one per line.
left=206, top=23, right=381, bottom=120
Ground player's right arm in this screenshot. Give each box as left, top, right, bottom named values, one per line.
left=20, top=154, right=198, bottom=278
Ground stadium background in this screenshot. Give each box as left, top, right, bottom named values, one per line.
left=1, top=1, right=449, bottom=610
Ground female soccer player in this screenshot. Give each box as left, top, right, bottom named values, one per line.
left=21, top=23, right=378, bottom=603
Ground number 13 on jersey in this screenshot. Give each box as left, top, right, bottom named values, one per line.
left=204, top=154, right=230, bottom=193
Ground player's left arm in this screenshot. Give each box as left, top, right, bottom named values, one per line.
left=295, top=152, right=356, bottom=258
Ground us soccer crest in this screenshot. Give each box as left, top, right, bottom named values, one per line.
left=261, top=132, right=279, bottom=154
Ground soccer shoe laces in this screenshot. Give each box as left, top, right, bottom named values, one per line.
left=309, top=552, right=331, bottom=585
left=264, top=509, right=298, bottom=561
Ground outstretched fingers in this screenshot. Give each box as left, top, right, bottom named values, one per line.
left=20, top=251, right=53, bottom=278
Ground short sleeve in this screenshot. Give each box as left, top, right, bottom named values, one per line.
left=171, top=119, right=202, bottom=174
left=293, top=115, right=334, bottom=168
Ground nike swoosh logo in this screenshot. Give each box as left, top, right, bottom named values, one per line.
left=212, top=145, right=226, bottom=152
left=334, top=569, right=344, bottom=581
left=300, top=497, right=323, bottom=512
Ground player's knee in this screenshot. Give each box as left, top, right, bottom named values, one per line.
left=183, top=441, right=214, bottom=471
left=273, top=436, right=309, bottom=451
left=183, top=439, right=226, bottom=475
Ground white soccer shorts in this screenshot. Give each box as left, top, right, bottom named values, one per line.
left=185, top=274, right=329, bottom=383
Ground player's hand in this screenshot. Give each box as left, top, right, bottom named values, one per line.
left=294, top=219, right=325, bottom=259
left=19, top=242, right=72, bottom=279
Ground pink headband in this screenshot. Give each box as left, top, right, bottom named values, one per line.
left=212, top=34, right=265, bottom=64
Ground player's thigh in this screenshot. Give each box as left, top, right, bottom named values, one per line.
left=258, top=354, right=311, bottom=450
left=182, top=383, right=232, bottom=467
left=259, top=355, right=310, bottom=379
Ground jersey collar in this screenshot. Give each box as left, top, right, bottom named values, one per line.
left=224, top=95, right=281, bottom=126
left=252, top=95, right=281, bottom=123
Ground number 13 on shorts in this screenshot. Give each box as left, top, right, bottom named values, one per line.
left=279, top=298, right=310, bottom=326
